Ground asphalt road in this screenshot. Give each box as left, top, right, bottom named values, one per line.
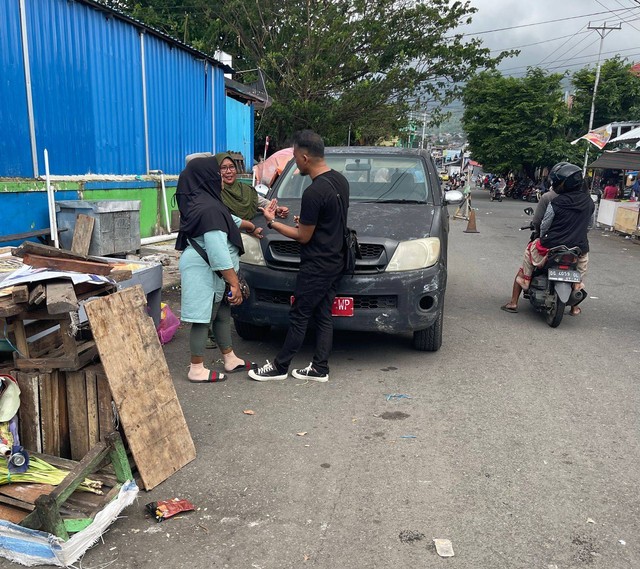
left=81, top=189, right=639, bottom=569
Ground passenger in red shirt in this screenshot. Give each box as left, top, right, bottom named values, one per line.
left=603, top=183, right=619, bottom=200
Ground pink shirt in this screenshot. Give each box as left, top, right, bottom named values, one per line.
left=603, top=185, right=618, bottom=200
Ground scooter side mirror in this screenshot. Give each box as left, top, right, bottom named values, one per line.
left=524, top=207, right=534, bottom=216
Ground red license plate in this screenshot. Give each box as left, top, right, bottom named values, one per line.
left=289, top=296, right=355, bottom=317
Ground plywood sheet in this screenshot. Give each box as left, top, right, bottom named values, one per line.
left=84, top=286, right=195, bottom=490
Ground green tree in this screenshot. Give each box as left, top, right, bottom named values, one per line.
left=118, top=0, right=513, bottom=149
left=462, top=68, right=573, bottom=178
left=569, top=56, right=640, bottom=138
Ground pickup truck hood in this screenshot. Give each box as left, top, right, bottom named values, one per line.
left=275, top=200, right=436, bottom=241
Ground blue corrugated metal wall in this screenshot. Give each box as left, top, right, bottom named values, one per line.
left=145, top=34, right=214, bottom=174
left=1, top=0, right=231, bottom=177
left=226, top=97, right=254, bottom=171
left=214, top=68, right=227, bottom=154
left=0, top=0, right=32, bottom=177
left=26, top=0, right=145, bottom=175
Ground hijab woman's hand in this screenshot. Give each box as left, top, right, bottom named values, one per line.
left=228, top=283, right=243, bottom=306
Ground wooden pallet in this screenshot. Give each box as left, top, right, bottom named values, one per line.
left=0, top=432, right=133, bottom=540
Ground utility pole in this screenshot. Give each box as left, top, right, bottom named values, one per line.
left=420, top=110, right=427, bottom=150
left=582, top=22, right=621, bottom=174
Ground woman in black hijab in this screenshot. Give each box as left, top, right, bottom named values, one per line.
left=176, top=156, right=256, bottom=383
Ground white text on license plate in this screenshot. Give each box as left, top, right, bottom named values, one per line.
left=290, top=296, right=354, bottom=317
left=548, top=269, right=581, bottom=282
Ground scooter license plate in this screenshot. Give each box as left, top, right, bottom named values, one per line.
left=290, top=296, right=354, bottom=317
left=548, top=268, right=581, bottom=283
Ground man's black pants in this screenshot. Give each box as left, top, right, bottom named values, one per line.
left=274, top=271, right=341, bottom=374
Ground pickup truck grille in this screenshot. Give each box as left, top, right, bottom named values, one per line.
left=269, top=241, right=384, bottom=259
left=267, top=240, right=389, bottom=273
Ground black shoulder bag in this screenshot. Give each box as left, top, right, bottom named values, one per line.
left=335, top=192, right=362, bottom=276
left=187, top=237, right=250, bottom=302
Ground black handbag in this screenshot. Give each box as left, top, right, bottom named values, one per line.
left=187, top=237, right=250, bottom=303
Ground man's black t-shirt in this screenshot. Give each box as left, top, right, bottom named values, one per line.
left=299, top=170, right=350, bottom=276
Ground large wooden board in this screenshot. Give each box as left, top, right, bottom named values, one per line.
left=84, top=286, right=195, bottom=490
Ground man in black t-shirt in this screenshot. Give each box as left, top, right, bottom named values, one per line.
left=249, top=130, right=349, bottom=383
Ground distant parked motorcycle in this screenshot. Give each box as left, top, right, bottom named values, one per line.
left=520, top=208, right=587, bottom=327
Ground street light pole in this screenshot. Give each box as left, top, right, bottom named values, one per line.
left=420, top=110, right=427, bottom=150
left=582, top=22, right=621, bottom=174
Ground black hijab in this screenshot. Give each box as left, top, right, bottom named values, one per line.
left=175, top=156, right=244, bottom=254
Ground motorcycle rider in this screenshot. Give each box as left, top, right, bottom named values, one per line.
left=501, top=162, right=594, bottom=316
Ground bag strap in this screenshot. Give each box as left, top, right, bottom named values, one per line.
left=188, top=237, right=224, bottom=280
left=322, top=175, right=348, bottom=229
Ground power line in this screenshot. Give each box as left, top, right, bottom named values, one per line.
left=504, top=49, right=640, bottom=77
left=489, top=31, right=591, bottom=53
left=454, top=7, right=638, bottom=37
left=594, top=0, right=640, bottom=31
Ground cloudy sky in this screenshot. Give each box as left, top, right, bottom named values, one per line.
left=458, top=0, right=640, bottom=76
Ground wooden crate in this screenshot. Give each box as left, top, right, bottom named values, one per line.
left=13, top=365, right=116, bottom=461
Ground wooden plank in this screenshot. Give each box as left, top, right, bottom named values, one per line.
left=22, top=254, right=113, bottom=276
left=70, top=214, right=95, bottom=256
left=0, top=503, right=30, bottom=523
left=46, top=282, right=78, bottom=314
left=11, top=285, right=29, bottom=304
left=85, top=286, right=196, bottom=490
left=0, top=298, right=23, bottom=318
left=28, top=284, right=46, bottom=306
left=58, top=371, right=71, bottom=460
left=85, top=369, right=100, bottom=449
left=12, top=241, right=104, bottom=263
left=12, top=319, right=29, bottom=357
left=66, top=371, right=90, bottom=461
left=15, top=371, right=42, bottom=452
left=0, top=483, right=54, bottom=505
left=96, top=371, right=115, bottom=441
left=39, top=372, right=61, bottom=456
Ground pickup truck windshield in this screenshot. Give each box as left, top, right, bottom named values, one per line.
left=274, top=155, right=433, bottom=204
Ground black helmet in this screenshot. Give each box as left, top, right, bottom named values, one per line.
left=549, top=162, right=583, bottom=192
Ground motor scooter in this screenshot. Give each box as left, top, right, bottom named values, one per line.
left=490, top=182, right=504, bottom=202
left=520, top=207, right=587, bottom=327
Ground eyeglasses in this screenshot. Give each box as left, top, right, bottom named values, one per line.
left=220, top=165, right=236, bottom=172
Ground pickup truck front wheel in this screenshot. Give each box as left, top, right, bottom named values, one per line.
left=412, top=305, right=443, bottom=352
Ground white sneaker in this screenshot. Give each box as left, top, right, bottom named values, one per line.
left=248, top=360, right=288, bottom=381
left=291, top=363, right=329, bottom=382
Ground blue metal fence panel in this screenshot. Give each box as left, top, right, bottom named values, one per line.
left=0, top=1, right=33, bottom=177
left=24, top=0, right=145, bottom=175
left=0, top=190, right=80, bottom=246
left=145, top=35, right=214, bottom=175
left=213, top=69, right=227, bottom=154
left=225, top=97, right=254, bottom=171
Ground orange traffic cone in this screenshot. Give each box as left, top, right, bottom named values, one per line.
left=463, top=209, right=479, bottom=233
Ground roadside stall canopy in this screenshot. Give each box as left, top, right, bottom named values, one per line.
left=608, top=125, right=640, bottom=145
left=588, top=150, right=640, bottom=170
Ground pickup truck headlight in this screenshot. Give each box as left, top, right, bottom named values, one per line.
left=385, top=237, right=440, bottom=272
left=240, top=234, right=266, bottom=266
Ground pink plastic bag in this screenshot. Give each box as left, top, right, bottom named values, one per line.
left=157, top=303, right=180, bottom=344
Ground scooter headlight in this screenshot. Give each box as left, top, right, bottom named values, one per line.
left=385, top=238, right=440, bottom=272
